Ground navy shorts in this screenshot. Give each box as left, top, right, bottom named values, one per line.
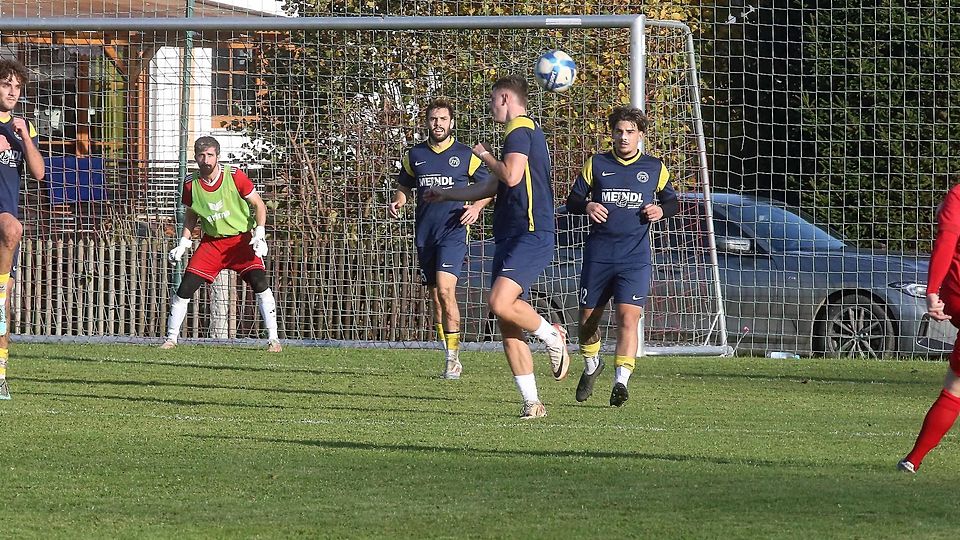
left=492, top=231, right=555, bottom=296
left=417, top=240, right=467, bottom=286
left=579, top=260, right=653, bottom=308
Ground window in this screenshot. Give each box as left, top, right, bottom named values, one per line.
left=212, top=46, right=259, bottom=125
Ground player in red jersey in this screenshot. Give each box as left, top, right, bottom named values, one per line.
left=898, top=185, right=960, bottom=472
left=162, top=136, right=281, bottom=352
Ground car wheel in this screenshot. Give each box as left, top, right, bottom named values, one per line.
left=813, top=293, right=896, bottom=358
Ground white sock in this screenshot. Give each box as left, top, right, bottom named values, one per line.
left=166, top=296, right=190, bottom=342
left=514, top=373, right=539, bottom=402
left=532, top=318, right=561, bottom=347
left=584, top=355, right=600, bottom=375
left=615, top=366, right=632, bottom=386
left=256, top=288, right=279, bottom=341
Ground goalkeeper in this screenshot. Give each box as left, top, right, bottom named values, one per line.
left=162, top=136, right=281, bottom=352
left=565, top=107, right=678, bottom=407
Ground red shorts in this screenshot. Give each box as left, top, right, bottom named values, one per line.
left=185, top=232, right=265, bottom=283
left=940, top=286, right=960, bottom=375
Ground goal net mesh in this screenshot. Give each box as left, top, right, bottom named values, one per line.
left=0, top=7, right=724, bottom=352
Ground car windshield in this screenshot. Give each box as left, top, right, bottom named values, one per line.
left=717, top=200, right=848, bottom=253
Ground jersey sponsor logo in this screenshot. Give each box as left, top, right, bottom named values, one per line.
left=205, top=199, right=232, bottom=222
left=600, top=171, right=616, bottom=177
left=448, top=156, right=461, bottom=168
left=414, top=160, right=427, bottom=166
left=637, top=171, right=650, bottom=183
left=0, top=148, right=22, bottom=168
left=600, top=189, right=645, bottom=208
left=418, top=175, right=455, bottom=188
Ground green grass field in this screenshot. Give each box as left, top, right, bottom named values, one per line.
left=0, top=343, right=956, bottom=538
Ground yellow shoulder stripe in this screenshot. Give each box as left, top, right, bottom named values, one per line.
left=525, top=163, right=534, bottom=232
left=469, top=154, right=483, bottom=175
left=504, top=116, right=535, bottom=137
left=657, top=162, right=670, bottom=191
left=582, top=155, right=594, bottom=187
left=401, top=153, right=414, bottom=177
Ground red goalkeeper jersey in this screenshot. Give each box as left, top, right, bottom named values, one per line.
left=928, top=184, right=960, bottom=295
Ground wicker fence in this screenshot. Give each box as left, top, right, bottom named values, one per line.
left=13, top=237, right=435, bottom=343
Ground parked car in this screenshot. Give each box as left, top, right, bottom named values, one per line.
left=458, top=192, right=955, bottom=358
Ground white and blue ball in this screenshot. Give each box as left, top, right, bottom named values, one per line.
left=534, top=49, right=577, bottom=93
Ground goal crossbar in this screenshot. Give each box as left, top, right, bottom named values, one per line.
left=0, top=15, right=690, bottom=32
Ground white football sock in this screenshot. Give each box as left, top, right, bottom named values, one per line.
left=514, top=373, right=539, bottom=402
left=256, top=288, right=279, bottom=341
left=532, top=318, right=561, bottom=347
left=615, top=366, right=633, bottom=386
left=584, top=355, right=600, bottom=375
left=166, top=296, right=190, bottom=342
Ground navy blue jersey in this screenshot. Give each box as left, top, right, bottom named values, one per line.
left=492, top=116, right=555, bottom=241
left=397, top=138, right=489, bottom=248
left=0, top=116, right=38, bottom=219
left=568, top=151, right=676, bottom=264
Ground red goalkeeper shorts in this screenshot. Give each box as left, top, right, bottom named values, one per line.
left=185, top=231, right=265, bottom=283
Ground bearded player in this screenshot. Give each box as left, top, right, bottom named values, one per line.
left=389, top=97, right=492, bottom=379
left=162, top=136, right=281, bottom=352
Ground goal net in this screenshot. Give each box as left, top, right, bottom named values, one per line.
left=0, top=13, right=727, bottom=353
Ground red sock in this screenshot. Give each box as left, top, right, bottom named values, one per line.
left=905, top=389, right=960, bottom=467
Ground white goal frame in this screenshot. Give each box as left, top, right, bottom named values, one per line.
left=0, top=14, right=729, bottom=355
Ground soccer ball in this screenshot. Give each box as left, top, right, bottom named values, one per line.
left=534, top=49, right=577, bottom=93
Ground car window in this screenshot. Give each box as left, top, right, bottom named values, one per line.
left=710, top=213, right=743, bottom=238
left=717, top=201, right=847, bottom=252
left=656, top=204, right=743, bottom=249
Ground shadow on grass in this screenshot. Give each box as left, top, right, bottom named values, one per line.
left=20, top=388, right=472, bottom=416
left=14, top=376, right=458, bottom=403
left=641, top=371, right=936, bottom=387
left=183, top=433, right=824, bottom=468
left=24, top=389, right=298, bottom=409
left=15, top=353, right=392, bottom=377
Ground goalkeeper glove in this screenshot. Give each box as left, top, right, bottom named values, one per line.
left=168, top=237, right=193, bottom=263
left=250, top=225, right=268, bottom=258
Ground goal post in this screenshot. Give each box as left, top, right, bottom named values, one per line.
left=0, top=14, right=728, bottom=354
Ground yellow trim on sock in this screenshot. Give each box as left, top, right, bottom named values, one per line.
left=0, top=348, right=7, bottom=378
left=445, top=333, right=460, bottom=352
left=580, top=340, right=601, bottom=357
left=614, top=355, right=635, bottom=371
left=436, top=323, right=445, bottom=342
